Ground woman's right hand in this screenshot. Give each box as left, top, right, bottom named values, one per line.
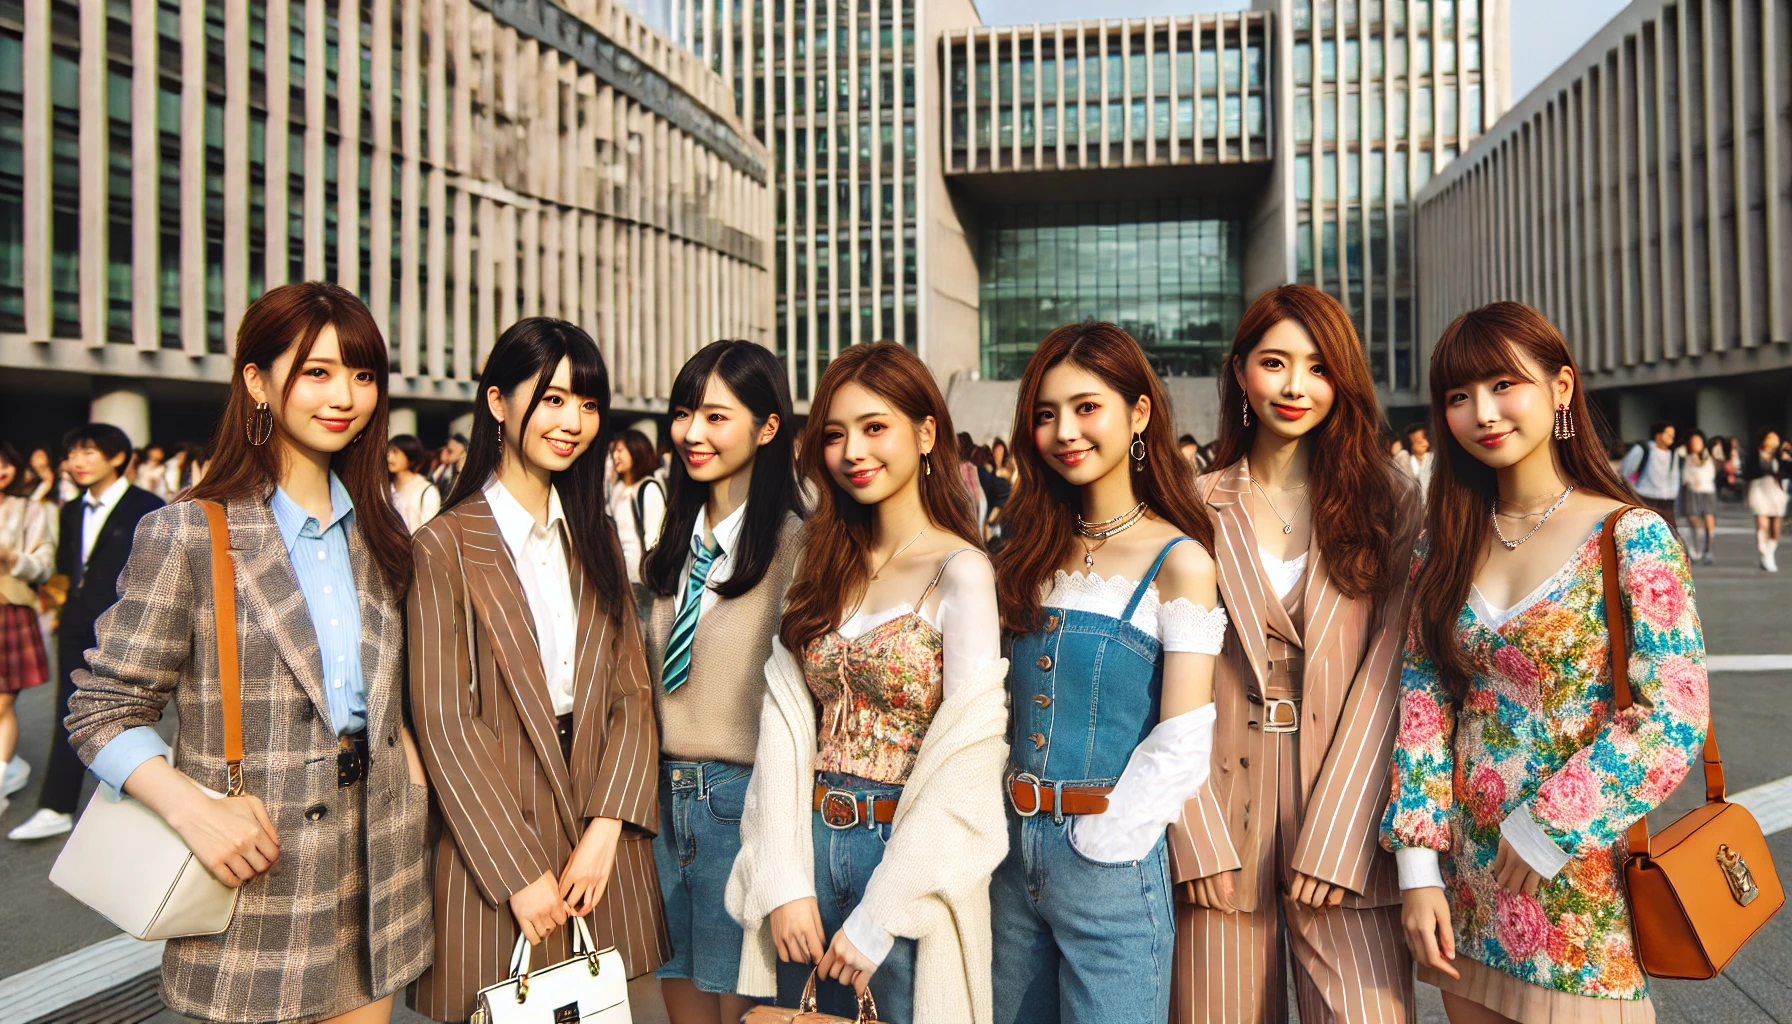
left=166, top=790, right=281, bottom=888
left=509, top=871, right=571, bottom=945
left=769, top=896, right=826, bottom=965
left=1401, top=886, right=1460, bottom=979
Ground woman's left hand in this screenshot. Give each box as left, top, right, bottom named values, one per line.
left=558, top=817, right=623, bottom=915
left=816, top=930, right=877, bottom=996
left=1492, top=837, right=1545, bottom=897
left=1289, top=871, right=1347, bottom=909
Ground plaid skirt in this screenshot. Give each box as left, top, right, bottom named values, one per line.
left=0, top=604, right=49, bottom=694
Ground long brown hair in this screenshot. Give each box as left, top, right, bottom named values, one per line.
left=993, top=321, right=1215, bottom=635
left=1210, top=285, right=1405, bottom=601
left=778, top=342, right=981, bottom=654
left=1414, top=301, right=1636, bottom=700
left=188, top=281, right=412, bottom=597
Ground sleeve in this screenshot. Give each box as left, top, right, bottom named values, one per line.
left=407, top=526, right=558, bottom=906
left=579, top=599, right=660, bottom=831
left=1071, top=702, right=1217, bottom=863
left=1520, top=511, right=1708, bottom=857
left=1159, top=599, right=1228, bottom=654
left=11, top=499, right=57, bottom=584
left=928, top=550, right=1000, bottom=700
left=88, top=726, right=173, bottom=793
left=1619, top=444, right=1644, bottom=481
left=613, top=490, right=642, bottom=578
left=640, top=481, right=667, bottom=553
left=1378, top=546, right=1459, bottom=860
left=418, top=483, right=440, bottom=526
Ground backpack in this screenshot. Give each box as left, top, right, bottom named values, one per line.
left=630, top=477, right=665, bottom=551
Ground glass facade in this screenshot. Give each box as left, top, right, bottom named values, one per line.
left=979, top=199, right=1243, bottom=380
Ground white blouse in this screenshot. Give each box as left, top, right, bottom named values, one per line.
left=1257, top=548, right=1309, bottom=600
left=1043, top=570, right=1229, bottom=654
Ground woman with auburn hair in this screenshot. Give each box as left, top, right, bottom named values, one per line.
left=63, top=282, right=433, bottom=1024
left=1385, top=302, right=1708, bottom=1024
left=726, top=341, right=1009, bottom=1024
left=990, top=320, right=1224, bottom=1024
left=1170, top=284, right=1421, bottom=1024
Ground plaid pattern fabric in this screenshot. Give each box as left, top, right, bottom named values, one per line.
left=0, top=604, right=49, bottom=693
left=63, top=497, right=433, bottom=1023
left=660, top=535, right=716, bottom=694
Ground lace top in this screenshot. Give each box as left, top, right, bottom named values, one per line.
left=1044, top=571, right=1228, bottom=654
left=1258, top=548, right=1308, bottom=600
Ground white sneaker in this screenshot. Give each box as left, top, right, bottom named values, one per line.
left=2, top=757, right=29, bottom=797
left=7, top=809, right=73, bottom=841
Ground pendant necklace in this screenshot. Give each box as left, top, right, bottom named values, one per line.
left=1249, top=478, right=1310, bottom=535
left=1491, top=485, right=1574, bottom=550
left=1075, top=501, right=1148, bottom=568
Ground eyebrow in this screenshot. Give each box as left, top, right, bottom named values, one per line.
left=1037, top=391, right=1101, bottom=405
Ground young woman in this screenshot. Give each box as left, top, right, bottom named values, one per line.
left=1679, top=430, right=1719, bottom=564
left=408, top=318, right=666, bottom=1021
left=989, top=320, right=1224, bottom=1024
left=386, top=433, right=440, bottom=534
left=1387, top=302, right=1709, bottom=1024
left=63, top=282, right=433, bottom=1024
left=1745, top=427, right=1787, bottom=572
left=0, top=442, right=55, bottom=810
left=635, top=340, right=805, bottom=1024
left=1167, top=285, right=1421, bottom=1023
left=726, top=341, right=1009, bottom=1024
left=612, top=427, right=668, bottom=610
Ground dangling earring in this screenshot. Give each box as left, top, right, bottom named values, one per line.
left=1553, top=403, right=1576, bottom=440
left=1241, top=402, right=1252, bottom=427
left=923, top=452, right=933, bottom=476
left=1130, top=433, right=1147, bottom=472
left=246, top=401, right=273, bottom=446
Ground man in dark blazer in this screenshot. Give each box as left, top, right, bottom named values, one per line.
left=9, top=423, right=163, bottom=840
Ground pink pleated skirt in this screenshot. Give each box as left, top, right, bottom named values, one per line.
left=1420, top=957, right=1656, bottom=1024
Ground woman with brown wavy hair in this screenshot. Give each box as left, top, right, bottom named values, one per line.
left=1169, top=284, right=1421, bottom=1023
left=725, top=341, right=1010, bottom=1024
left=989, top=320, right=1224, bottom=1024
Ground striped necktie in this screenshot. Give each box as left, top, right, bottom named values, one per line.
left=660, top=535, right=717, bottom=695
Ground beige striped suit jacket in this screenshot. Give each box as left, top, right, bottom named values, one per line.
left=407, top=494, right=669, bottom=1022
left=1168, top=458, right=1421, bottom=912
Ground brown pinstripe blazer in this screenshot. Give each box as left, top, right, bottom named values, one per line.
left=65, top=496, right=433, bottom=1023
left=407, top=494, right=669, bottom=1022
left=1168, top=458, right=1421, bottom=912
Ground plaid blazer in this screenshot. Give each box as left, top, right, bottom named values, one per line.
left=65, top=496, right=434, bottom=1022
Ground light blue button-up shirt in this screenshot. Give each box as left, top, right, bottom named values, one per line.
left=90, top=476, right=368, bottom=792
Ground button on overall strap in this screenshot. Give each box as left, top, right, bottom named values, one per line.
left=1120, top=537, right=1189, bottom=622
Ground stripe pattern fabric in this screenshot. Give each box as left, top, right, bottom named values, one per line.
left=659, top=535, right=715, bottom=695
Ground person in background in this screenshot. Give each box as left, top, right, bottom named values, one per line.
left=386, top=434, right=441, bottom=534
left=973, top=444, right=1011, bottom=539
left=1620, top=421, right=1683, bottom=529
left=1178, top=433, right=1204, bottom=470
left=1387, top=433, right=1407, bottom=459
left=1746, top=427, right=1787, bottom=572
left=134, top=444, right=169, bottom=500
left=1679, top=429, right=1719, bottom=565
left=9, top=423, right=163, bottom=842
left=1725, top=435, right=1745, bottom=500
left=0, top=442, right=57, bottom=815
left=432, top=433, right=467, bottom=498
left=27, top=448, right=60, bottom=505
left=611, top=428, right=667, bottom=613
left=1397, top=421, right=1436, bottom=500
left=957, top=431, right=988, bottom=529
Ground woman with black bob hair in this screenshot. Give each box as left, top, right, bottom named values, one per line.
left=639, top=339, right=805, bottom=1024
left=407, top=317, right=668, bottom=1021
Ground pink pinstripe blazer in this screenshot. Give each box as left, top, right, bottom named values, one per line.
left=1167, top=458, right=1421, bottom=912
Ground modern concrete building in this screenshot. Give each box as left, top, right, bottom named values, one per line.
left=0, top=0, right=773, bottom=448
left=1412, top=0, right=1792, bottom=441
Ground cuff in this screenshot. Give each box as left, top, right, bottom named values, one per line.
left=1395, top=847, right=1446, bottom=890
left=1500, top=802, right=1572, bottom=880
left=88, top=726, right=172, bottom=794
left=841, top=905, right=897, bottom=968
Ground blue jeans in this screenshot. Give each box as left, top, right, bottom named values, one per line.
left=652, top=760, right=753, bottom=994
left=774, top=771, right=919, bottom=1024
left=990, top=812, right=1175, bottom=1024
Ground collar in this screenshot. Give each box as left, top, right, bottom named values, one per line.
left=484, top=476, right=566, bottom=552
left=270, top=474, right=356, bottom=551
left=83, top=475, right=129, bottom=512
left=692, top=498, right=748, bottom=557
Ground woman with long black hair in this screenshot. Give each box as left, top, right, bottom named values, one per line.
left=407, top=318, right=666, bottom=1021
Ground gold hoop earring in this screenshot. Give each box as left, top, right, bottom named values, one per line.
left=246, top=401, right=273, bottom=446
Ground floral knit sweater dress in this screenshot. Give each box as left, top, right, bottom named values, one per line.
left=1380, top=509, right=1710, bottom=1001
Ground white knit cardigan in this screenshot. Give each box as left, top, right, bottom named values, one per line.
left=725, top=641, right=1012, bottom=1024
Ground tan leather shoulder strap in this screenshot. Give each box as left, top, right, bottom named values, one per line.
left=194, top=500, right=245, bottom=796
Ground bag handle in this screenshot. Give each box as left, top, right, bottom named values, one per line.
left=502, top=917, right=603, bottom=1004
left=195, top=500, right=246, bottom=797
left=796, top=969, right=880, bottom=1022
left=1599, top=504, right=1723, bottom=861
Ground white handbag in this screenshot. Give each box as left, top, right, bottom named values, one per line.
left=470, top=918, right=632, bottom=1024
left=48, top=500, right=245, bottom=940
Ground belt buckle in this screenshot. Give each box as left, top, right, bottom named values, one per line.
left=669, top=765, right=701, bottom=792
left=819, top=788, right=862, bottom=830
left=337, top=736, right=365, bottom=787
left=1261, top=698, right=1300, bottom=733
left=1009, top=772, right=1044, bottom=817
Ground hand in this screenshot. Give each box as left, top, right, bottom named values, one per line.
left=166, top=788, right=280, bottom=887
left=509, top=871, right=571, bottom=946
left=816, top=929, right=876, bottom=997
left=1191, top=870, right=1240, bottom=913
left=1492, top=837, right=1545, bottom=897
left=1400, top=886, right=1460, bottom=980
left=558, top=817, right=622, bottom=916
left=1289, top=871, right=1347, bottom=910
left=769, top=897, right=826, bottom=965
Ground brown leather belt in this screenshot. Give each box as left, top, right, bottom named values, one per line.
left=1007, top=773, right=1114, bottom=817
left=813, top=783, right=899, bottom=829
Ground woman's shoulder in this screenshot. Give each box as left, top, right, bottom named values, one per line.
left=1152, top=535, right=1217, bottom=593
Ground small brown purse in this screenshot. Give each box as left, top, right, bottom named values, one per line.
left=1600, top=506, right=1784, bottom=978
left=741, top=970, right=884, bottom=1024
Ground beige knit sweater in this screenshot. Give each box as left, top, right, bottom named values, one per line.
left=725, top=642, right=1011, bottom=1024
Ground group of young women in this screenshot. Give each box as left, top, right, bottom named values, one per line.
left=57, top=278, right=1708, bottom=1024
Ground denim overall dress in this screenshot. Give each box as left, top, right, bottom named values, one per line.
left=990, top=539, right=1186, bottom=1024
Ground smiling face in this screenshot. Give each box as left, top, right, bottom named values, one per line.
left=1408, top=428, right=1431, bottom=457
left=487, top=356, right=602, bottom=475
left=672, top=372, right=778, bottom=485
left=609, top=439, right=633, bottom=479
left=1442, top=345, right=1574, bottom=471
left=1031, top=361, right=1149, bottom=488
left=1234, top=319, right=1336, bottom=442
left=245, top=323, right=381, bottom=457
left=821, top=380, right=933, bottom=505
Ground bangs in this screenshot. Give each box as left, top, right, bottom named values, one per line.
left=1430, top=316, right=1537, bottom=396
left=277, top=297, right=389, bottom=401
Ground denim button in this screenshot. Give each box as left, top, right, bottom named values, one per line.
left=1045, top=614, right=1059, bottom=632
left=1030, top=733, right=1046, bottom=750
left=1037, top=655, right=1053, bottom=671
left=1033, top=693, right=1051, bottom=708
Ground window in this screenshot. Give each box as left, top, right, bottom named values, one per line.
left=1296, top=154, right=1313, bottom=200
left=1321, top=39, right=1336, bottom=78
left=1415, top=86, right=1432, bottom=139
left=1465, top=82, right=1483, bottom=133
left=1368, top=148, right=1385, bottom=200
left=1295, top=90, right=1314, bottom=143
left=1343, top=91, right=1359, bottom=139
left=1321, top=92, right=1336, bottom=141
left=1344, top=39, right=1359, bottom=80
left=1323, top=151, right=1338, bottom=200
left=1367, top=37, right=1383, bottom=79
left=1392, top=86, right=1408, bottom=136
left=1367, top=85, right=1384, bottom=138
left=1391, top=34, right=1408, bottom=76
left=1438, top=39, right=1456, bottom=74
left=1441, top=86, right=1456, bottom=139
left=1294, top=42, right=1313, bottom=85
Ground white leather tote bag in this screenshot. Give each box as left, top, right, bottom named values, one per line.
left=470, top=918, right=632, bottom=1024
left=49, top=500, right=244, bottom=940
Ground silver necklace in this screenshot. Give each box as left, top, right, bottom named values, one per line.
left=1075, top=501, right=1148, bottom=567
left=869, top=525, right=928, bottom=580
left=1491, top=485, right=1575, bottom=550
left=1249, top=478, right=1310, bottom=535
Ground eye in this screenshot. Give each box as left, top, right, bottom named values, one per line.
left=1260, top=357, right=1284, bottom=370
left=581, top=400, right=599, bottom=413
left=543, top=395, right=563, bottom=407
left=354, top=370, right=376, bottom=384
left=1033, top=409, right=1055, bottom=425
left=304, top=367, right=329, bottom=379
left=1446, top=392, right=1468, bottom=405
left=864, top=422, right=884, bottom=434
left=1492, top=380, right=1513, bottom=392
left=1075, top=401, right=1098, bottom=415
left=1309, top=364, right=1327, bottom=377
left=823, top=430, right=844, bottom=445
left=672, top=409, right=690, bottom=422
left=708, top=412, right=727, bottom=423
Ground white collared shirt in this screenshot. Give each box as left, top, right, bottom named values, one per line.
left=485, top=478, right=578, bottom=716
left=673, top=499, right=749, bottom=618
left=81, top=475, right=131, bottom=563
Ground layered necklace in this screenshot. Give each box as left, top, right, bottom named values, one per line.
left=1491, top=484, right=1575, bottom=550
left=1075, top=501, right=1148, bottom=568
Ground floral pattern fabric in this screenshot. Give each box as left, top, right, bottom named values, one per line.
left=804, top=613, right=946, bottom=786
left=1380, top=509, right=1709, bottom=1000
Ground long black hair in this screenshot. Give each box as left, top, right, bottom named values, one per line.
left=643, top=340, right=803, bottom=600
left=444, top=317, right=629, bottom=625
